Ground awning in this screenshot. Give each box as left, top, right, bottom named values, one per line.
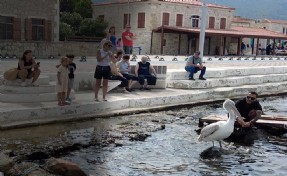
left=152, top=25, right=287, bottom=39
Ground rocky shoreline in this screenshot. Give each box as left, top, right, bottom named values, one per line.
left=0, top=110, right=192, bottom=176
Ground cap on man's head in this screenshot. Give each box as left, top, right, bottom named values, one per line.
left=194, top=51, right=200, bottom=55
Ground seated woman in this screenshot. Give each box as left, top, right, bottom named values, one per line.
left=135, top=56, right=157, bottom=90
left=17, top=50, right=41, bottom=87
left=109, top=51, right=129, bottom=93
left=117, top=54, right=138, bottom=91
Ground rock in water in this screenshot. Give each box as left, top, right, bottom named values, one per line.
left=45, top=158, right=87, bottom=176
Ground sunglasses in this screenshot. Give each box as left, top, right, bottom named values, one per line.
left=246, top=96, right=256, bottom=100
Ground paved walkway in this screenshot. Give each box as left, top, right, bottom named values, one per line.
left=1, top=56, right=287, bottom=129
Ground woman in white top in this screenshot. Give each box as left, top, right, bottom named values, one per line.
left=94, top=40, right=114, bottom=101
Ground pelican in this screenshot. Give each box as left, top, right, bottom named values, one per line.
left=198, top=99, right=242, bottom=149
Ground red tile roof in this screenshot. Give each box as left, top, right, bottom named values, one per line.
left=93, top=0, right=235, bottom=10
left=152, top=26, right=287, bottom=39
left=261, top=19, right=287, bottom=25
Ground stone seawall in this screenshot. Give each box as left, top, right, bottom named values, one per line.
left=0, top=41, right=100, bottom=59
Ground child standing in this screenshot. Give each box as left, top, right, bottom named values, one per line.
left=56, top=57, right=69, bottom=106
left=66, top=54, right=76, bottom=103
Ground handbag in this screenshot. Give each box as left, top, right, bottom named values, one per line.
left=3, top=68, right=18, bottom=81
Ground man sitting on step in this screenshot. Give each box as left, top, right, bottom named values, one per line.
left=185, top=51, right=206, bottom=80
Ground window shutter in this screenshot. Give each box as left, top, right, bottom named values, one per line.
left=25, top=18, right=32, bottom=41
left=209, top=17, right=215, bottom=29
left=123, top=13, right=131, bottom=29
left=220, top=18, right=226, bottom=29
left=13, top=17, right=21, bottom=41
left=176, top=14, right=183, bottom=27
left=138, top=13, right=145, bottom=28
left=162, top=13, right=169, bottom=26
left=44, top=20, right=52, bottom=41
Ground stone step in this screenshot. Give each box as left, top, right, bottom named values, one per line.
left=3, top=75, right=50, bottom=86
left=1, top=80, right=287, bottom=128
left=0, top=90, right=75, bottom=103
left=0, top=84, right=56, bottom=94
left=167, top=73, right=287, bottom=89
left=167, top=66, right=287, bottom=80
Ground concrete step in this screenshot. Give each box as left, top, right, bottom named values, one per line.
left=167, top=66, right=287, bottom=80
left=3, top=75, right=50, bottom=86
left=1, top=80, right=287, bottom=128
left=167, top=73, right=287, bottom=89
left=0, top=90, right=75, bottom=103
left=0, top=85, right=56, bottom=94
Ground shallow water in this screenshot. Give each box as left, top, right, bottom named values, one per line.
left=1, top=96, right=287, bottom=175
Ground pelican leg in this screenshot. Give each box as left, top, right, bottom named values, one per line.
left=219, top=141, right=222, bottom=150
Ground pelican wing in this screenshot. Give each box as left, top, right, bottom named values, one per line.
left=198, top=123, right=220, bottom=141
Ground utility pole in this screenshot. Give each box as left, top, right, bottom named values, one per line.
left=199, top=0, right=207, bottom=58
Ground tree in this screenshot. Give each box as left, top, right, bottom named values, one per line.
left=59, top=22, right=75, bottom=41
left=74, top=0, right=93, bottom=18
left=60, top=0, right=77, bottom=12
left=79, top=18, right=108, bottom=37
left=60, top=12, right=83, bottom=34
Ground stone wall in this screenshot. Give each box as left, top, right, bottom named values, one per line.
left=93, top=1, right=234, bottom=55
left=0, top=0, right=59, bottom=41
left=0, top=41, right=99, bottom=58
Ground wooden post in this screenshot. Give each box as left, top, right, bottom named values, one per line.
left=251, top=38, right=255, bottom=55
left=150, top=31, right=153, bottom=54
left=178, top=33, right=181, bottom=55
left=208, top=37, right=211, bottom=55
left=256, top=38, right=260, bottom=56
left=160, top=26, right=164, bottom=55
left=237, top=37, right=241, bottom=55
left=272, top=38, right=276, bottom=55
left=223, top=37, right=226, bottom=55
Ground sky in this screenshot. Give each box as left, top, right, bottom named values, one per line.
left=93, top=0, right=287, bottom=20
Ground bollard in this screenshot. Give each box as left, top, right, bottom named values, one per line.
left=172, top=57, right=178, bottom=61
left=159, top=57, right=165, bottom=61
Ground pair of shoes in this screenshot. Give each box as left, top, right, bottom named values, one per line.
left=31, top=82, right=39, bottom=86
left=66, top=97, right=72, bottom=102
left=199, top=77, right=206, bottom=80
left=126, top=88, right=134, bottom=92
left=189, top=77, right=195, bottom=80
left=21, top=82, right=27, bottom=87
left=103, top=98, right=108, bottom=101
left=144, top=87, right=151, bottom=90
left=140, top=87, right=144, bottom=91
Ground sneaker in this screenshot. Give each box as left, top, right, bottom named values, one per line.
left=189, top=77, right=195, bottom=80
left=66, top=97, right=72, bottom=102
left=140, top=87, right=144, bottom=91
left=31, top=82, right=39, bottom=86
left=144, top=87, right=151, bottom=90
left=21, top=82, right=27, bottom=87
left=199, top=77, right=206, bottom=80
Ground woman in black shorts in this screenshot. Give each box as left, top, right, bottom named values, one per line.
left=94, top=40, right=114, bottom=101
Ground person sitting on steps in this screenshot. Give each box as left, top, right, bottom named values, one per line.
left=17, top=50, right=41, bottom=87
left=185, top=51, right=206, bottom=80
left=135, top=56, right=157, bottom=90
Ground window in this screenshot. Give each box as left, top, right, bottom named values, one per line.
left=176, top=14, right=183, bottom=27
left=162, top=13, right=169, bottom=26
left=138, top=13, right=145, bottom=28
left=0, top=16, right=13, bottom=40
left=220, top=18, right=226, bottom=29
left=283, top=27, right=285, bottom=34
left=209, top=17, right=215, bottom=29
left=98, top=15, right=105, bottom=21
left=123, top=13, right=131, bottom=29
left=32, top=18, right=44, bottom=41
left=191, top=15, right=199, bottom=28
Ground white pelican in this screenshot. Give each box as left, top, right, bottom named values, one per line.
left=198, top=99, right=242, bottom=149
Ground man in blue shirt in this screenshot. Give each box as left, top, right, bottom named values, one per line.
left=185, top=51, right=206, bottom=80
